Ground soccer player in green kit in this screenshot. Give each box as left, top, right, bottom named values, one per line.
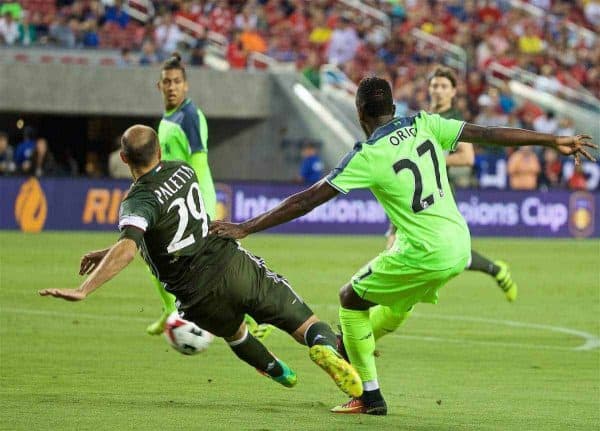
left=210, top=77, right=596, bottom=415
left=144, top=52, right=216, bottom=335
left=387, top=67, right=518, bottom=301
left=149, top=53, right=270, bottom=339
left=39, top=125, right=362, bottom=402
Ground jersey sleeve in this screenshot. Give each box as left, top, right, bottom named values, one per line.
left=421, top=111, right=465, bottom=151
left=181, top=108, right=205, bottom=154
left=118, top=189, right=159, bottom=246
left=325, top=144, right=372, bottom=194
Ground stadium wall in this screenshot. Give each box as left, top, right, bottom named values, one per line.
left=0, top=64, right=320, bottom=181
left=2, top=177, right=598, bottom=238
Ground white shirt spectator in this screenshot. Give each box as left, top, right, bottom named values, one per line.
left=535, top=75, right=561, bottom=94
left=584, top=1, right=600, bottom=26
left=529, top=0, right=551, bottom=10
left=327, top=24, right=360, bottom=66
left=108, top=149, right=131, bottom=179
left=0, top=15, right=19, bottom=45
left=155, top=16, right=182, bottom=54
left=533, top=113, right=559, bottom=135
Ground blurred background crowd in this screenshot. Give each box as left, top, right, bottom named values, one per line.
left=0, top=0, right=599, bottom=190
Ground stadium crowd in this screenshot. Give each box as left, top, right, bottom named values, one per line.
left=0, top=0, right=598, bottom=190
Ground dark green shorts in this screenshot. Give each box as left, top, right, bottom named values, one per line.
left=180, top=246, right=313, bottom=337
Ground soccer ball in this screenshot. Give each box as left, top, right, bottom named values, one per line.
left=163, top=312, right=214, bottom=355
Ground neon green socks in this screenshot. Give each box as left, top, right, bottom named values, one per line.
left=370, top=305, right=411, bottom=341
left=339, top=307, right=377, bottom=382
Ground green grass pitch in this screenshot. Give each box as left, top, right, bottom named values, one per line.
left=1, top=232, right=598, bottom=430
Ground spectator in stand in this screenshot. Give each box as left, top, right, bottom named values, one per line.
left=498, top=84, right=516, bottom=114
left=117, top=48, right=134, bottom=67
left=14, top=127, right=36, bottom=172
left=139, top=40, right=160, bottom=65
left=535, top=65, right=562, bottom=95
left=308, top=9, right=332, bottom=46
left=240, top=25, right=267, bottom=54
left=302, top=51, right=321, bottom=88
left=108, top=137, right=130, bottom=179
left=539, top=148, right=563, bottom=190
left=327, top=15, right=360, bottom=66
left=0, top=11, right=19, bottom=45
left=584, top=0, right=600, bottom=27
left=227, top=30, right=247, bottom=69
left=18, top=12, right=37, bottom=46
left=268, top=35, right=297, bottom=62
left=85, top=151, right=104, bottom=178
left=0, top=132, right=16, bottom=175
left=49, top=13, right=76, bottom=48
left=22, top=137, right=59, bottom=177
left=190, top=39, right=206, bottom=67
left=82, top=19, right=99, bottom=48
left=155, top=13, right=182, bottom=56
left=508, top=146, right=541, bottom=190
left=297, top=141, right=324, bottom=185
left=103, top=0, right=130, bottom=29
left=533, top=110, right=559, bottom=135
left=556, top=116, right=576, bottom=136
left=31, top=11, right=49, bottom=44
left=518, top=23, right=544, bottom=55
left=235, top=4, right=258, bottom=30
left=567, top=164, right=588, bottom=191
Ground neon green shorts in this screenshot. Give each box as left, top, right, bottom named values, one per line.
left=351, top=251, right=468, bottom=313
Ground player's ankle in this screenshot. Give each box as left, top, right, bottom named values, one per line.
left=362, top=388, right=384, bottom=404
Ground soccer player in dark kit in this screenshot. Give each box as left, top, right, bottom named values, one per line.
left=39, top=125, right=363, bottom=403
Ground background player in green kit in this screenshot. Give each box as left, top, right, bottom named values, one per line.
left=210, top=77, right=596, bottom=415
left=387, top=67, right=518, bottom=301
left=144, top=52, right=216, bottom=335
left=149, top=53, right=270, bottom=339
left=39, top=125, right=363, bottom=404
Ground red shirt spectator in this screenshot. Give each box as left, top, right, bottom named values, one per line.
left=568, top=166, right=587, bottom=191
left=227, top=32, right=247, bottom=69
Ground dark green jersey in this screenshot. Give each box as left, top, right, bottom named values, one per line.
left=118, top=160, right=236, bottom=306
left=438, top=107, right=463, bottom=121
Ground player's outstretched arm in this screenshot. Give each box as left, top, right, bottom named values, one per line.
left=210, top=179, right=339, bottom=239
left=79, top=247, right=110, bottom=275
left=39, top=238, right=137, bottom=301
left=459, top=124, right=597, bottom=165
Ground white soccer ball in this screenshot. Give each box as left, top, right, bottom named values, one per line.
left=163, top=312, right=214, bottom=355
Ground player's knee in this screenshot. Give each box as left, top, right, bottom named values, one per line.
left=339, top=283, right=374, bottom=310
left=292, top=315, right=319, bottom=344
left=339, top=284, right=356, bottom=308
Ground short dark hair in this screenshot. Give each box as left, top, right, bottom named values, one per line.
left=121, top=127, right=159, bottom=168
left=356, top=77, right=394, bottom=117
left=428, top=67, right=457, bottom=88
left=161, top=51, right=186, bottom=80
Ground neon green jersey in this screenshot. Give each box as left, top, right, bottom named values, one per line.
left=158, top=98, right=209, bottom=161
left=157, top=98, right=216, bottom=220
left=326, top=111, right=471, bottom=270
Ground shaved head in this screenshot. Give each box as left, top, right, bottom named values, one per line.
left=121, top=125, right=159, bottom=168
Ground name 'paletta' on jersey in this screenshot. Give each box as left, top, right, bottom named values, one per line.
left=153, top=164, right=196, bottom=204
